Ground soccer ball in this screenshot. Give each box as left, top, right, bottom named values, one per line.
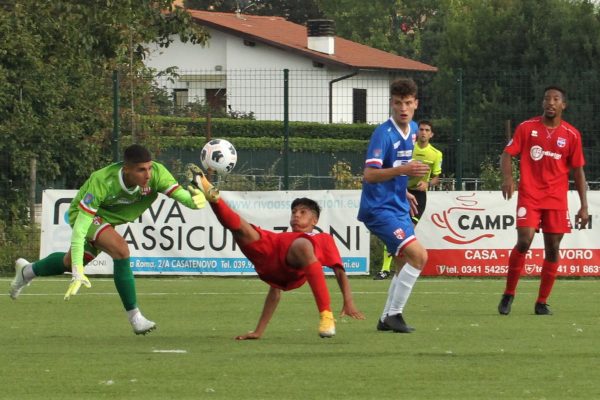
left=200, top=139, right=237, bottom=174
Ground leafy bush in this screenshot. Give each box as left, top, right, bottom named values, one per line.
left=479, top=155, right=520, bottom=190
left=136, top=115, right=374, bottom=140
left=0, top=223, right=40, bottom=276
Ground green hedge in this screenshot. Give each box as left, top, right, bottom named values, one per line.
left=123, top=135, right=369, bottom=153
left=137, top=115, right=374, bottom=140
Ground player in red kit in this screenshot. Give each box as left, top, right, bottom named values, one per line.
left=187, top=165, right=365, bottom=339
left=498, top=85, right=589, bottom=316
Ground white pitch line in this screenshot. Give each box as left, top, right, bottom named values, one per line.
left=152, top=349, right=188, bottom=354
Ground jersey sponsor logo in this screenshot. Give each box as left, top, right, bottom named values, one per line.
left=530, top=145, right=544, bottom=160
left=115, top=199, right=137, bottom=205
left=393, top=228, right=406, bottom=240
left=531, top=130, right=538, bottom=137
left=393, top=159, right=411, bottom=168
left=557, top=137, right=566, bottom=148
left=530, top=145, right=562, bottom=161
left=140, top=186, right=152, bottom=196
left=83, top=193, right=94, bottom=205
left=397, top=150, right=412, bottom=158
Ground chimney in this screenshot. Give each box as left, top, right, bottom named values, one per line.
left=307, top=20, right=335, bottom=55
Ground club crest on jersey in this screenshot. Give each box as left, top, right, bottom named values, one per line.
left=557, top=137, right=566, bottom=148
left=140, top=186, right=152, bottom=196
left=92, top=216, right=104, bottom=225
left=531, top=130, right=538, bottom=137
left=393, top=228, right=406, bottom=240
left=83, top=193, right=94, bottom=205
left=373, top=148, right=382, bottom=158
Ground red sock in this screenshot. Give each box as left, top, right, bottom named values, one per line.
left=505, top=247, right=526, bottom=295
left=537, top=260, right=559, bottom=303
left=210, top=199, right=241, bottom=230
left=304, top=261, right=331, bottom=313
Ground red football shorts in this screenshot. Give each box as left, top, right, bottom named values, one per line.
left=239, top=227, right=315, bottom=291
left=516, top=206, right=572, bottom=233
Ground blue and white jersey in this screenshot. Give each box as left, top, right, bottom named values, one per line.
left=357, top=118, right=417, bottom=222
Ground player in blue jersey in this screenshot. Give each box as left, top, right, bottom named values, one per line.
left=372, top=120, right=418, bottom=281
left=358, top=78, right=430, bottom=333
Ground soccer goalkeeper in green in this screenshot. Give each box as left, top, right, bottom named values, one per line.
left=9, top=144, right=207, bottom=335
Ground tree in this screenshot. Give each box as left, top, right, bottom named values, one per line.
left=184, top=0, right=324, bottom=23
left=316, top=0, right=438, bottom=59
left=0, top=1, right=208, bottom=223
left=418, top=0, right=600, bottom=179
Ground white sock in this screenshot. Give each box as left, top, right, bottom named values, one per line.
left=22, top=263, right=36, bottom=282
left=127, top=307, right=141, bottom=321
left=388, top=264, right=421, bottom=315
left=380, top=273, right=399, bottom=321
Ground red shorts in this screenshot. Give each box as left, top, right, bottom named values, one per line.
left=239, top=226, right=342, bottom=291
left=516, top=206, right=572, bottom=233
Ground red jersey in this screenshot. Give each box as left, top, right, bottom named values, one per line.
left=505, top=116, right=585, bottom=210
left=239, top=227, right=344, bottom=291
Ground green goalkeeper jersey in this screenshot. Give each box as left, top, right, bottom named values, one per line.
left=68, top=161, right=197, bottom=268
left=407, top=143, right=443, bottom=190
left=68, top=161, right=192, bottom=225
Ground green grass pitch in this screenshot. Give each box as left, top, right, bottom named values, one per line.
left=2, top=276, right=600, bottom=399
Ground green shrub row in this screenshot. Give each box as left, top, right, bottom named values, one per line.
left=137, top=115, right=374, bottom=140
left=123, top=135, right=369, bottom=153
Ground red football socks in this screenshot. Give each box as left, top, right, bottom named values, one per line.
left=504, top=247, right=526, bottom=296
left=537, top=260, right=559, bottom=303
left=210, top=199, right=241, bottom=231
left=304, top=261, right=331, bottom=312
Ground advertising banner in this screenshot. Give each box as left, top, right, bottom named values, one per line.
left=418, top=191, right=598, bottom=276
left=41, top=190, right=370, bottom=275
left=41, top=190, right=598, bottom=277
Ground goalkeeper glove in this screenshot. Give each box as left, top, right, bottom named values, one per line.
left=64, top=265, right=91, bottom=300
left=187, top=185, right=207, bottom=209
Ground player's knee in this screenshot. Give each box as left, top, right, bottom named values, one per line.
left=515, top=242, right=531, bottom=253
left=545, top=248, right=559, bottom=262
left=287, top=238, right=315, bottom=266
left=110, top=244, right=130, bottom=260
left=413, top=251, right=428, bottom=270
left=63, top=253, right=71, bottom=270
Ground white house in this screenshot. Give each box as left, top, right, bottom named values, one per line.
left=145, top=10, right=436, bottom=124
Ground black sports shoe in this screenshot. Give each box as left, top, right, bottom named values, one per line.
left=373, top=270, right=390, bottom=280
left=534, top=302, right=552, bottom=315
left=383, top=313, right=415, bottom=333
left=498, top=294, right=514, bottom=315
left=376, top=318, right=391, bottom=331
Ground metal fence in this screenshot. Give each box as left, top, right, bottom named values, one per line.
left=3, top=67, right=600, bottom=273
left=133, top=68, right=600, bottom=182
left=4, top=68, right=600, bottom=213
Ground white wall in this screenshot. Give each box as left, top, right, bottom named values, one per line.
left=144, top=29, right=393, bottom=124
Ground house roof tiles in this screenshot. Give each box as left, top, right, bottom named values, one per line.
left=187, top=10, right=437, bottom=72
